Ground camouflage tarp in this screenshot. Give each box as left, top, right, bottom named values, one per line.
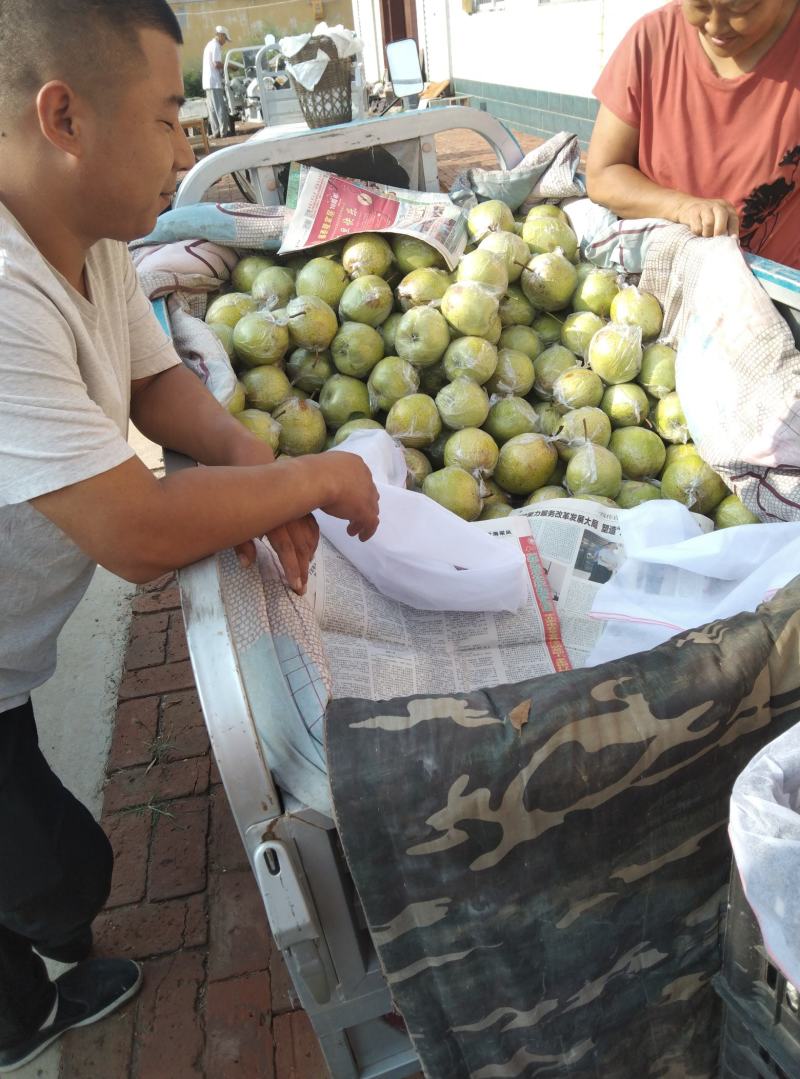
left=326, top=576, right=800, bottom=1078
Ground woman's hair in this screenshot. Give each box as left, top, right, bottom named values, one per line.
left=0, top=0, right=182, bottom=122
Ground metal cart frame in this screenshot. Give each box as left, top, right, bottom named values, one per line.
left=174, top=105, right=524, bottom=208
left=166, top=525, right=418, bottom=1078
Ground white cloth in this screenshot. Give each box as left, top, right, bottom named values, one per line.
left=0, top=202, right=179, bottom=711
left=202, top=38, right=223, bottom=90
left=286, top=50, right=331, bottom=92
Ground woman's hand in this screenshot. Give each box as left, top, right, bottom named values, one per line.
left=673, top=196, right=739, bottom=238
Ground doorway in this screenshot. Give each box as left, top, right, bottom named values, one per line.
left=380, top=0, right=419, bottom=46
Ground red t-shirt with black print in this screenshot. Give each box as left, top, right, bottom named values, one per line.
left=594, top=0, right=800, bottom=268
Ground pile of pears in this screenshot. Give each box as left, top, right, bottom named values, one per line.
left=205, top=199, right=758, bottom=531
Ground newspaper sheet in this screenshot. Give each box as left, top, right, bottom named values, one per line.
left=512, top=498, right=716, bottom=666
left=280, top=162, right=467, bottom=269
left=511, top=498, right=625, bottom=667
left=306, top=494, right=722, bottom=696
left=305, top=521, right=571, bottom=702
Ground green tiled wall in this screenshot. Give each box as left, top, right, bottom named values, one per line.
left=452, top=79, right=598, bottom=147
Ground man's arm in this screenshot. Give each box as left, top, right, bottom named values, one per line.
left=586, top=105, right=739, bottom=239
left=30, top=446, right=378, bottom=585
left=130, top=362, right=273, bottom=469
left=130, top=363, right=321, bottom=590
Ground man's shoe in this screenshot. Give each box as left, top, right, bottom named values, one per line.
left=0, top=958, right=142, bottom=1073
left=34, top=926, right=93, bottom=963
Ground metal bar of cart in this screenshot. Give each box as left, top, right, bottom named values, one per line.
left=174, top=105, right=523, bottom=207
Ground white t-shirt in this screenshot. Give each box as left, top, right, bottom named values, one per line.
left=202, top=38, right=223, bottom=90
left=0, top=203, right=180, bottom=712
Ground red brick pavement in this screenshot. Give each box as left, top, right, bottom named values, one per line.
left=59, top=573, right=330, bottom=1079
left=435, top=127, right=547, bottom=190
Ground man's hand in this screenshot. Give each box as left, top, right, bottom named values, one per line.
left=234, top=515, right=320, bottom=593
left=317, top=451, right=380, bottom=541
left=674, top=196, right=739, bottom=239
left=223, top=432, right=320, bottom=593
left=258, top=516, right=320, bottom=593
left=230, top=450, right=378, bottom=586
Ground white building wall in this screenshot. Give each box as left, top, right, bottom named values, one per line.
left=351, top=0, right=385, bottom=84
left=351, top=0, right=453, bottom=86
left=416, top=0, right=452, bottom=83
left=352, top=0, right=663, bottom=100
left=445, top=0, right=663, bottom=97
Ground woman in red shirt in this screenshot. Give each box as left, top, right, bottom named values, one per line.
left=586, top=0, right=800, bottom=268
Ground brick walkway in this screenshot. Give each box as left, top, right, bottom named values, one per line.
left=59, top=573, right=327, bottom=1079
left=57, top=117, right=548, bottom=1078
left=434, top=126, right=546, bottom=189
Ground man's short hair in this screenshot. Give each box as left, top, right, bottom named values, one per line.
left=0, top=0, right=182, bottom=124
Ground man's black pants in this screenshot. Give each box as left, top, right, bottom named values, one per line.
left=0, top=701, right=113, bottom=1047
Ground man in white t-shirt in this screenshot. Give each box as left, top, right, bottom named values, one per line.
left=202, top=24, right=231, bottom=138
left=0, top=0, right=379, bottom=1069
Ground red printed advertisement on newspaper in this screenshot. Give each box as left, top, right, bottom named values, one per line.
left=280, top=163, right=467, bottom=268
left=304, top=175, right=400, bottom=244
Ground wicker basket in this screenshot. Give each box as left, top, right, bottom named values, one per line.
left=288, top=36, right=353, bottom=129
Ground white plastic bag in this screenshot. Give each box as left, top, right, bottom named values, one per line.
left=286, top=49, right=330, bottom=91
left=314, top=430, right=528, bottom=612
left=588, top=500, right=800, bottom=665
left=730, top=723, right=800, bottom=990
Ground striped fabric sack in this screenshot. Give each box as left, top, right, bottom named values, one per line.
left=640, top=228, right=800, bottom=522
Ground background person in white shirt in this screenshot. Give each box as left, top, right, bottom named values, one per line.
left=202, top=24, right=231, bottom=138
left=0, top=0, right=379, bottom=1069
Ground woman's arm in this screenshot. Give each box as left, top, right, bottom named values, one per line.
left=586, top=105, right=739, bottom=238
